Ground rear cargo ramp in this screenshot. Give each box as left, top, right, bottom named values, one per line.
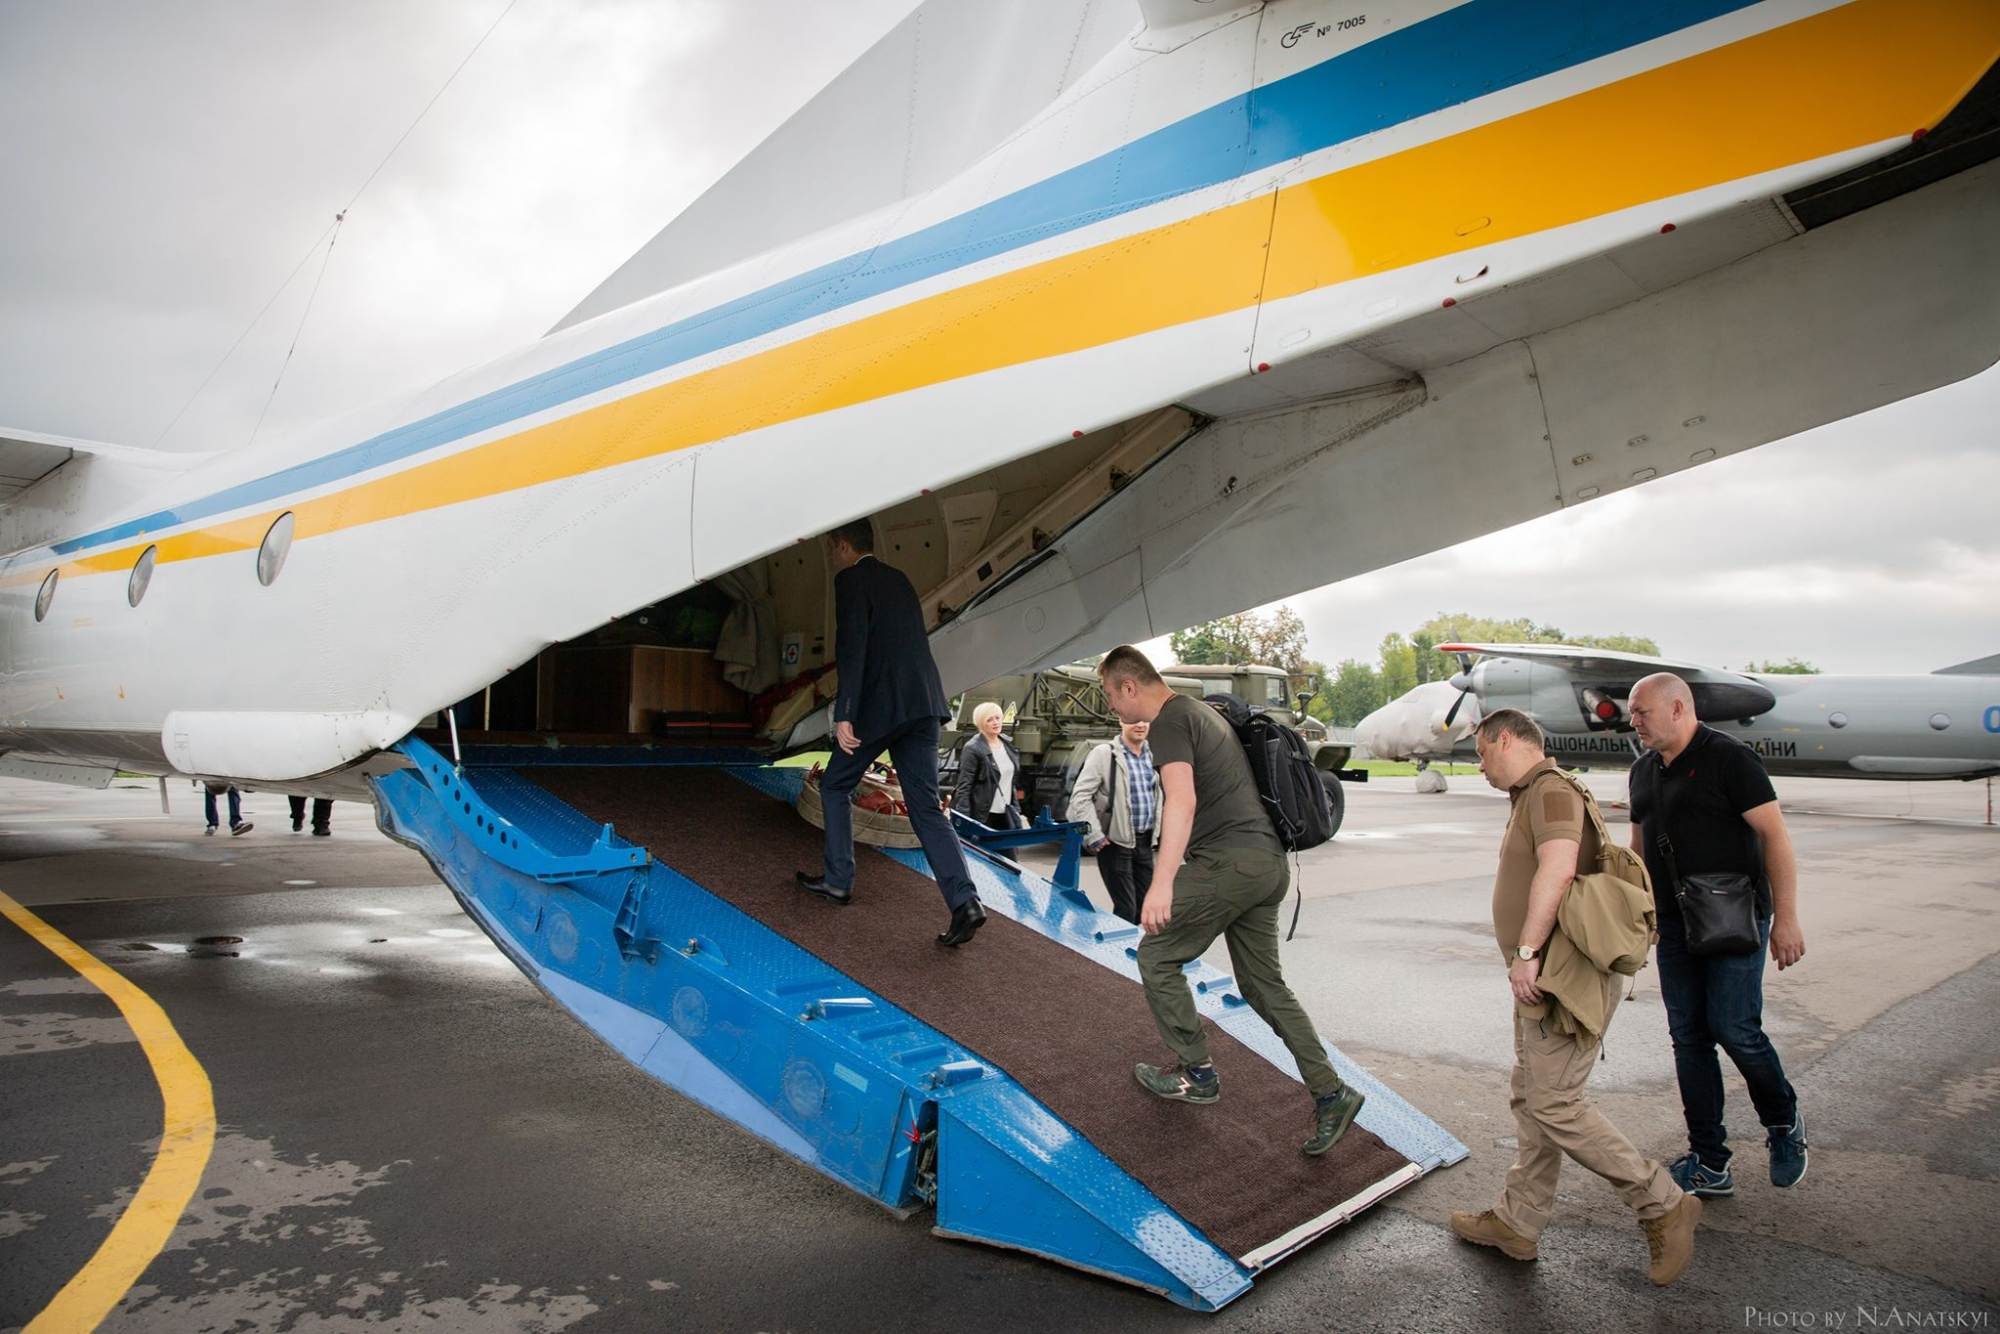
left=533, top=767, right=1413, bottom=1265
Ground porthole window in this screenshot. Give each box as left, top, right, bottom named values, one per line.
left=33, top=569, right=58, bottom=622
left=128, top=545, right=158, bottom=607
left=256, top=511, right=296, bottom=587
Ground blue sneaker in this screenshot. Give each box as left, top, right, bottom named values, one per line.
left=1768, top=1112, right=1809, bottom=1188
left=1667, top=1151, right=1735, bottom=1198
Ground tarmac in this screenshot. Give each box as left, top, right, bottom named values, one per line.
left=2, top=769, right=1996, bottom=1332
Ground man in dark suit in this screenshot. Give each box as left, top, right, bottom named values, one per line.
left=794, top=519, right=986, bottom=946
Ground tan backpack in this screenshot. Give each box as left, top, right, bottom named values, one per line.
left=1545, top=769, right=1658, bottom=976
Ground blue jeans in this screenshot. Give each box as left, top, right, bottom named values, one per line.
left=1655, top=912, right=1797, bottom=1168
left=819, top=716, right=976, bottom=910
left=203, top=786, right=242, bottom=829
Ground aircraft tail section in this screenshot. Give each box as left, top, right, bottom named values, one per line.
left=551, top=0, right=1138, bottom=334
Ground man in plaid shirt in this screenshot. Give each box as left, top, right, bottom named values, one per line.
left=1068, top=719, right=1162, bottom=924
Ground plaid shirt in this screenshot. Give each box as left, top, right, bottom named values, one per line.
left=1122, top=739, right=1158, bottom=835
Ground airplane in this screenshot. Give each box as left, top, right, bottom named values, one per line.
left=4, top=0, right=2000, bottom=1306
left=1356, top=643, right=2000, bottom=789
left=4, top=0, right=1999, bottom=796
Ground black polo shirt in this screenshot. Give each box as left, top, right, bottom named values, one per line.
left=1629, top=724, right=1778, bottom=917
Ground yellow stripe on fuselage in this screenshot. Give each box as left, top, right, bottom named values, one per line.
left=1262, top=0, right=2000, bottom=298
left=16, top=0, right=1999, bottom=588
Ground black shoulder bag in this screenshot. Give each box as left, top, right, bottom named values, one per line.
left=1654, top=834, right=1760, bottom=957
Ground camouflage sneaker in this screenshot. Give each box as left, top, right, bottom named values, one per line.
left=1134, top=1061, right=1219, bottom=1104
left=1303, top=1084, right=1365, bottom=1156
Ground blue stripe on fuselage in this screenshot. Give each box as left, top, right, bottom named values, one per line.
left=52, top=0, right=1762, bottom=558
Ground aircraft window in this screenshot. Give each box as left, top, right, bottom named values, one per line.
left=1827, top=712, right=1848, bottom=729
left=128, top=545, right=158, bottom=607
left=1929, top=713, right=1951, bottom=731
left=256, top=511, right=296, bottom=586
left=34, top=569, right=57, bottom=622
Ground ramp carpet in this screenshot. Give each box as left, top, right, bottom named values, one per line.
left=532, top=766, right=1412, bottom=1262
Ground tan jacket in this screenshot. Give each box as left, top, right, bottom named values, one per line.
left=1529, top=773, right=1658, bottom=1041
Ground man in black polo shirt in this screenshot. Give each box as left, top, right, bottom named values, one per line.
left=1628, top=673, right=1808, bottom=1199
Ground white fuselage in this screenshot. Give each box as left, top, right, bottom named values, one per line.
left=5, top=0, right=1998, bottom=793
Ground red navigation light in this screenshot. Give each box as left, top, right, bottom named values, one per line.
left=1595, top=699, right=1617, bottom=720
left=1660, top=222, right=1677, bottom=234
left=1441, top=297, right=1457, bottom=308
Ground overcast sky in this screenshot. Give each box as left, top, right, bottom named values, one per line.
left=3, top=0, right=1994, bottom=676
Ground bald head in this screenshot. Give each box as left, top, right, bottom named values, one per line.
left=1629, top=672, right=1698, bottom=757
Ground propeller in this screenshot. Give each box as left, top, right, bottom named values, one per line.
left=1440, top=642, right=1479, bottom=728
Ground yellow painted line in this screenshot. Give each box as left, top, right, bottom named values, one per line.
left=0, top=888, right=215, bottom=1333
left=12, top=0, right=1999, bottom=591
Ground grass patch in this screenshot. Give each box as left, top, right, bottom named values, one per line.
left=1345, top=759, right=1478, bottom=778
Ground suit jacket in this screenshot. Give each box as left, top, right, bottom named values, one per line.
left=833, top=555, right=950, bottom=740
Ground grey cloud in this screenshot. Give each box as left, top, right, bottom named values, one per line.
left=1, top=0, right=918, bottom=447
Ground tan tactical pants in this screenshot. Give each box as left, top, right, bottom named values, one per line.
left=1493, top=972, right=1682, bottom=1241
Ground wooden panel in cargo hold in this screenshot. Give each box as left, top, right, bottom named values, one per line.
left=545, top=645, right=747, bottom=734
left=631, top=646, right=744, bottom=730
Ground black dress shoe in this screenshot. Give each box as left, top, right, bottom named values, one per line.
left=794, top=871, right=852, bottom=905
left=936, top=899, right=987, bottom=947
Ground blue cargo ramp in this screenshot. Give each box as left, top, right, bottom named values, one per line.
left=373, top=741, right=1464, bottom=1310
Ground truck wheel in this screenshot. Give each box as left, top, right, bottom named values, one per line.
left=1322, top=771, right=1346, bottom=838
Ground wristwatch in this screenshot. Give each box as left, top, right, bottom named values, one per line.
left=1516, top=944, right=1541, bottom=962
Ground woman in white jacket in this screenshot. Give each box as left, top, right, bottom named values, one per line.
left=1066, top=718, right=1162, bottom=924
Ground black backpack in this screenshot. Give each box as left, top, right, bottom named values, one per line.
left=1205, top=693, right=1334, bottom=852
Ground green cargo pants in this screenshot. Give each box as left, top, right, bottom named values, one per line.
left=1135, top=845, right=1342, bottom=1099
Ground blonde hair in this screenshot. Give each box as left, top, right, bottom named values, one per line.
left=971, top=701, right=1005, bottom=728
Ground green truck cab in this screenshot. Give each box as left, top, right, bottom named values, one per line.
left=942, top=660, right=1354, bottom=834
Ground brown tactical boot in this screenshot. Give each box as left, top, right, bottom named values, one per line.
left=1449, top=1209, right=1538, bottom=1261
left=1641, top=1194, right=1702, bottom=1286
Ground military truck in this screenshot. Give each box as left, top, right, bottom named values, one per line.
left=1164, top=662, right=1359, bottom=833
left=1162, top=663, right=1355, bottom=770
left=942, top=660, right=1356, bottom=835
left=941, top=662, right=1201, bottom=819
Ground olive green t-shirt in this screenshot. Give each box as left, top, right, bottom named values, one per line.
left=1147, top=693, right=1281, bottom=855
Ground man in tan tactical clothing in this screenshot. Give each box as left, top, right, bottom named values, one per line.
left=1450, top=708, right=1701, bottom=1286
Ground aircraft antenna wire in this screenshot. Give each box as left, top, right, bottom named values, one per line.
left=150, top=0, right=522, bottom=450
left=247, top=212, right=345, bottom=447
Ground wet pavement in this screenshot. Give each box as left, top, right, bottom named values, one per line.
left=2, top=773, right=1996, bottom=1332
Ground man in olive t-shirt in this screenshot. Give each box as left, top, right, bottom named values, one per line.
left=1096, top=646, right=1364, bottom=1157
